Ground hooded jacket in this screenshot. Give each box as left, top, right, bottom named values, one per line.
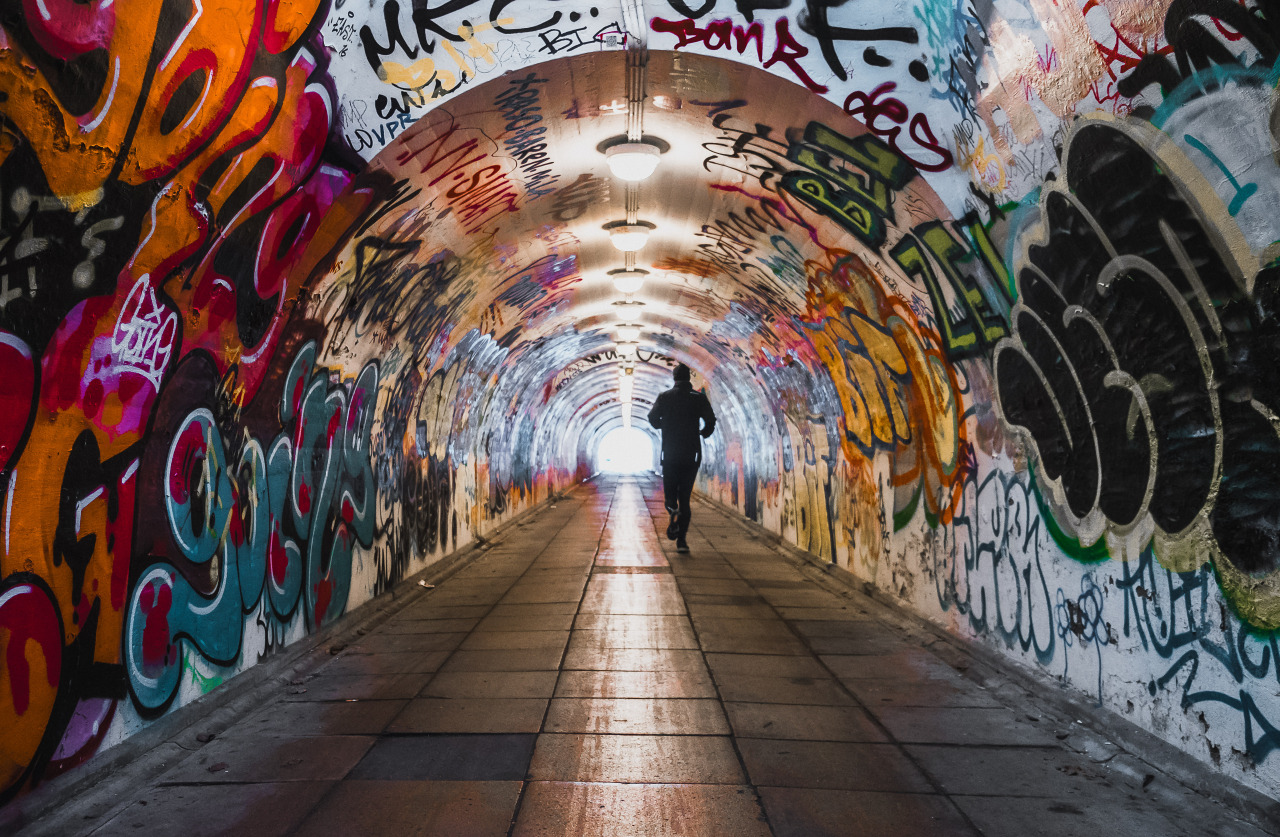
left=647, top=381, right=716, bottom=464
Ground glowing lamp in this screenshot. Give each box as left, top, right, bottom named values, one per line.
left=609, top=268, right=648, bottom=294
left=616, top=341, right=638, bottom=358
left=606, top=221, right=654, bottom=252
left=616, top=324, right=641, bottom=343
left=605, top=142, right=662, bottom=181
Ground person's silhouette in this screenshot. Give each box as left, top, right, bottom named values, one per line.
left=647, top=363, right=716, bottom=553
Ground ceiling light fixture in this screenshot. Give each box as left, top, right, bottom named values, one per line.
left=605, top=142, right=662, bottom=181
left=609, top=268, right=649, bottom=295
left=616, top=341, right=638, bottom=358
left=616, top=324, right=641, bottom=343
left=605, top=221, right=655, bottom=252
left=598, top=135, right=671, bottom=182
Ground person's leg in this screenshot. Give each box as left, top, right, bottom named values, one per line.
left=662, top=462, right=680, bottom=511
left=662, top=463, right=680, bottom=540
left=676, top=461, right=698, bottom=542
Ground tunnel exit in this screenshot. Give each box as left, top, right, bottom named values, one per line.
left=596, top=426, right=655, bottom=475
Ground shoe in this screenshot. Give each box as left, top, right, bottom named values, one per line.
left=676, top=538, right=689, bottom=553
left=666, top=511, right=679, bottom=541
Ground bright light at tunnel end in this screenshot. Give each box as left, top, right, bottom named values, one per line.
left=597, top=427, right=654, bottom=475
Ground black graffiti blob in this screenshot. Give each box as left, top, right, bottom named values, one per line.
left=995, top=118, right=1280, bottom=576
left=1118, top=0, right=1280, bottom=98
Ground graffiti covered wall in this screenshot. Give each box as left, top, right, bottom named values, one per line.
left=1, top=0, right=1280, bottom=808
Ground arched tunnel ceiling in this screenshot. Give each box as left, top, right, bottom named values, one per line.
left=305, top=50, right=955, bottom=466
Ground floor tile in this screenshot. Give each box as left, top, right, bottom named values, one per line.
left=561, top=647, right=707, bottom=672
left=725, top=702, right=887, bottom=742
left=713, top=674, right=855, bottom=705
left=421, top=671, right=559, bottom=699
left=544, top=698, right=730, bottom=735
left=512, top=782, right=772, bottom=837
left=736, top=740, right=933, bottom=792
left=438, top=647, right=566, bottom=672
left=351, top=734, right=536, bottom=780
left=872, top=707, right=1059, bottom=746
left=475, top=613, right=576, bottom=632
left=759, top=787, right=977, bottom=837
left=696, top=631, right=810, bottom=655
left=704, top=653, right=828, bottom=679
left=320, top=651, right=451, bottom=676
left=529, top=734, right=744, bottom=783
left=820, top=650, right=962, bottom=680
left=237, top=699, right=407, bottom=737
left=905, top=745, right=1125, bottom=797
left=395, top=604, right=493, bottom=620
left=841, top=677, right=1002, bottom=708
left=160, top=735, right=375, bottom=784
left=572, top=614, right=693, bottom=632
left=952, top=794, right=1190, bottom=837
left=568, top=626, right=699, bottom=651
left=344, top=632, right=468, bottom=654
left=282, top=672, right=434, bottom=701
left=388, top=698, right=550, bottom=734
left=460, top=630, right=570, bottom=651
left=554, top=669, right=717, bottom=699
left=381, top=617, right=481, bottom=634
left=92, top=781, right=334, bottom=837
left=293, top=780, right=521, bottom=837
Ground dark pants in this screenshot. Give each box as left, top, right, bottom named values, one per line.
left=662, top=459, right=699, bottom=538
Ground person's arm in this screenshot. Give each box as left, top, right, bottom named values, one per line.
left=647, top=394, right=664, bottom=428
left=699, top=392, right=716, bottom=437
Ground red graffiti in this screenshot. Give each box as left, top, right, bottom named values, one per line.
left=842, top=83, right=953, bottom=173
left=0, top=584, right=62, bottom=716
left=651, top=16, right=828, bottom=95
left=138, top=577, right=173, bottom=671
left=0, top=335, right=34, bottom=475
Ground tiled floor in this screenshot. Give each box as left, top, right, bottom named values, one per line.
left=23, top=475, right=1273, bottom=836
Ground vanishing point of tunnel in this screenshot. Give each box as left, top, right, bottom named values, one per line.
left=0, top=1, right=1279, bottom=834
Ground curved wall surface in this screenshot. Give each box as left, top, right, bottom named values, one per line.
left=2, top=0, right=1280, bottom=805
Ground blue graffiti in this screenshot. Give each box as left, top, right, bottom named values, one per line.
left=124, top=342, right=377, bottom=711
left=1118, top=549, right=1280, bottom=764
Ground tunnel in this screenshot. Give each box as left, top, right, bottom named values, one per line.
left=1, top=0, right=1279, bottom=832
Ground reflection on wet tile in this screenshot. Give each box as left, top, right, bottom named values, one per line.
left=568, top=625, right=698, bottom=651
left=512, top=782, right=772, bottom=837
left=544, top=698, right=730, bottom=735
left=555, top=669, right=717, bottom=699
left=562, top=647, right=707, bottom=672
left=529, top=734, right=744, bottom=783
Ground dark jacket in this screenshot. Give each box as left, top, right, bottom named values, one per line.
left=647, top=381, right=716, bottom=464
